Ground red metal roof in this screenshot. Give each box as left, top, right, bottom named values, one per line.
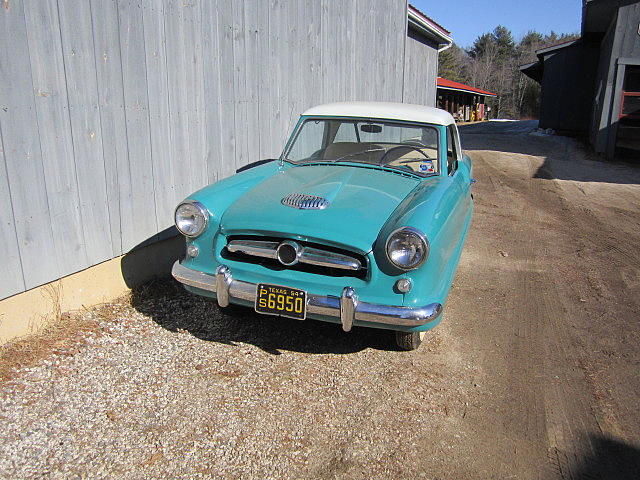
left=436, top=77, right=497, bottom=97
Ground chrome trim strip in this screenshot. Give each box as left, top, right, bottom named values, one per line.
left=227, top=240, right=280, bottom=260
left=227, top=239, right=362, bottom=271
left=172, top=261, right=442, bottom=328
left=300, top=247, right=361, bottom=271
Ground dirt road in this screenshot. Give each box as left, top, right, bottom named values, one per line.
left=1, top=122, right=639, bottom=479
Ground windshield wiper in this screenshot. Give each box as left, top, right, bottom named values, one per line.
left=331, top=148, right=385, bottom=162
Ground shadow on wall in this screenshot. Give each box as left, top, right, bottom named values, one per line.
left=459, top=121, right=640, bottom=185
left=572, top=435, right=640, bottom=480
left=120, top=226, right=184, bottom=289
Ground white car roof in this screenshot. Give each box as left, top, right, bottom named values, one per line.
left=301, top=101, right=455, bottom=126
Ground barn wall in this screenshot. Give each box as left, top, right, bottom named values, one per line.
left=590, top=2, right=640, bottom=155
left=403, top=28, right=439, bottom=106
left=590, top=15, right=618, bottom=152
left=538, top=42, right=600, bottom=133
left=0, top=0, right=440, bottom=300
left=617, top=2, right=640, bottom=59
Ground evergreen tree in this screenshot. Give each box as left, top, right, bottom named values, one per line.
left=438, top=27, right=579, bottom=120
left=468, top=33, right=495, bottom=59
left=438, top=44, right=469, bottom=83
left=493, top=25, right=516, bottom=61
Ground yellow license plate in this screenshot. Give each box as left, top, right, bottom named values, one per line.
left=255, top=284, right=307, bottom=320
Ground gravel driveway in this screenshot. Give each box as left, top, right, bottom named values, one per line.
left=0, top=285, right=475, bottom=479
left=1, top=122, right=639, bottom=479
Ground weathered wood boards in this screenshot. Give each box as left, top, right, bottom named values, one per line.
left=0, top=0, right=437, bottom=299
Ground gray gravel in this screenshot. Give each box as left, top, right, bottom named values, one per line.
left=0, top=281, right=475, bottom=479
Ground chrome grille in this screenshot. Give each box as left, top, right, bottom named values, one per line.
left=281, top=193, right=330, bottom=210
left=227, top=239, right=361, bottom=271
left=224, top=236, right=368, bottom=279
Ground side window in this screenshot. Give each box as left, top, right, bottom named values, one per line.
left=447, top=124, right=458, bottom=175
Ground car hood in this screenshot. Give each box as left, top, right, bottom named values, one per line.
left=220, top=164, right=420, bottom=253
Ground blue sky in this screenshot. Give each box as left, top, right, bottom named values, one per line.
left=411, top=0, right=583, bottom=48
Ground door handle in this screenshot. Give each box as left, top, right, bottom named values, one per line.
left=470, top=178, right=477, bottom=185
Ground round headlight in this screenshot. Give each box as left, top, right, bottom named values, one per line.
left=175, top=201, right=209, bottom=237
left=385, top=227, right=429, bottom=270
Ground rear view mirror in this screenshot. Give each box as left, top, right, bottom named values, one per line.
left=360, top=124, right=382, bottom=133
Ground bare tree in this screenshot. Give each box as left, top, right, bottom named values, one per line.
left=439, top=27, right=579, bottom=119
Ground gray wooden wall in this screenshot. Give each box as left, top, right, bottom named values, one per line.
left=403, top=30, right=438, bottom=106
left=0, top=0, right=439, bottom=300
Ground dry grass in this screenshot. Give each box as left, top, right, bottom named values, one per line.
left=0, top=293, right=132, bottom=386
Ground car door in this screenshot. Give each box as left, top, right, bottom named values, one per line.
left=444, top=124, right=471, bottom=248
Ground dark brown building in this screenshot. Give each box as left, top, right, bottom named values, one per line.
left=521, top=0, right=640, bottom=160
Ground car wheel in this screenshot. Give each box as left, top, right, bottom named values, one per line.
left=395, top=331, right=426, bottom=351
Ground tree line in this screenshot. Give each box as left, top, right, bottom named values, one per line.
left=438, top=26, right=579, bottom=120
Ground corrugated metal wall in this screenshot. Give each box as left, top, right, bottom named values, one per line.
left=0, top=0, right=438, bottom=300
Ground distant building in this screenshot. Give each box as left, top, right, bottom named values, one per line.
left=436, top=77, right=497, bottom=122
left=520, top=0, right=640, bottom=160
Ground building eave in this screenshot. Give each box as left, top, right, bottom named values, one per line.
left=519, top=61, right=543, bottom=83
left=408, top=4, right=453, bottom=51
left=535, top=39, right=579, bottom=58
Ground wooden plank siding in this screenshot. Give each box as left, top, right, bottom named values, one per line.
left=0, top=0, right=59, bottom=293
left=24, top=0, right=88, bottom=275
left=403, top=32, right=438, bottom=106
left=0, top=0, right=440, bottom=300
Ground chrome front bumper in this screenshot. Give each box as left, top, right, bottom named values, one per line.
left=171, top=261, right=442, bottom=332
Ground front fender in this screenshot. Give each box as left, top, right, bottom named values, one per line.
left=373, top=174, right=471, bottom=307
left=178, top=161, right=283, bottom=270
left=185, top=161, right=283, bottom=232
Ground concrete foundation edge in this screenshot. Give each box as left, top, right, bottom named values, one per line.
left=0, top=235, right=184, bottom=346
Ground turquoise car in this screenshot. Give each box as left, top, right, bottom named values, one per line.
left=171, top=102, right=473, bottom=350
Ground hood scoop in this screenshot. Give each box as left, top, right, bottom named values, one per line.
left=281, top=193, right=330, bottom=210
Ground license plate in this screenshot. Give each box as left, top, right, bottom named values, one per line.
left=255, top=284, right=307, bottom=320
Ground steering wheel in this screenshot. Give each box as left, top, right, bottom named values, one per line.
left=378, top=145, right=431, bottom=166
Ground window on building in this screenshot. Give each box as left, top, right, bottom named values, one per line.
left=621, top=66, right=640, bottom=119
left=624, top=66, right=640, bottom=92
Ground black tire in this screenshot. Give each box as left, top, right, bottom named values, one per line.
left=395, top=331, right=426, bottom=351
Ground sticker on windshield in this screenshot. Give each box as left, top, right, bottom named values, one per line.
left=420, top=160, right=434, bottom=173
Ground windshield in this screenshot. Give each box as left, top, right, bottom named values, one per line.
left=282, top=118, right=440, bottom=176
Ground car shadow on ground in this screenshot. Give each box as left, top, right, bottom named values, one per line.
left=572, top=435, right=640, bottom=480
left=459, top=121, right=640, bottom=185
left=130, top=278, right=400, bottom=355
